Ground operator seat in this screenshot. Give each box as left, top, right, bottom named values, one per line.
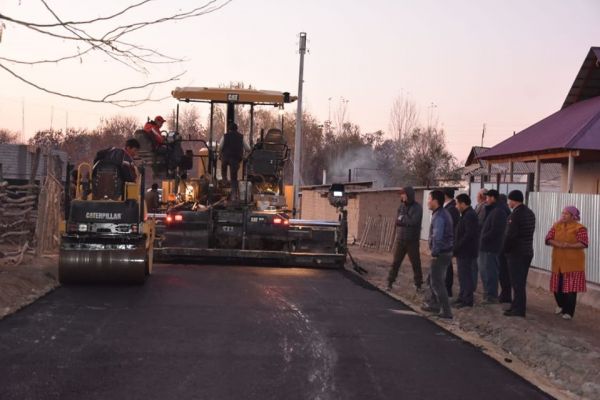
left=91, top=160, right=125, bottom=201
left=262, top=128, right=287, bottom=158
left=247, top=128, right=288, bottom=185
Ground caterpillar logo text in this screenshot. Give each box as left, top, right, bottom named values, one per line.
left=85, top=212, right=123, bottom=220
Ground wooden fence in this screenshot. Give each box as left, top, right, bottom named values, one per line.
left=357, top=215, right=397, bottom=252
left=0, top=149, right=63, bottom=266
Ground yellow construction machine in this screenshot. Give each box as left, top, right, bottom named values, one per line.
left=58, top=157, right=155, bottom=284
left=147, top=87, right=349, bottom=267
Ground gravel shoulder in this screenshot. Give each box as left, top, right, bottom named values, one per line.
left=0, top=254, right=59, bottom=320
left=348, top=243, right=600, bottom=400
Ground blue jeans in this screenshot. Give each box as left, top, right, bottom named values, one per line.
left=478, top=251, right=500, bottom=300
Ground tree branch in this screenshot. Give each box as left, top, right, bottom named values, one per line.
left=0, top=0, right=231, bottom=104
left=0, top=62, right=183, bottom=107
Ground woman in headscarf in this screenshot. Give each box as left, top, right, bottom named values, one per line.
left=545, top=206, right=588, bottom=320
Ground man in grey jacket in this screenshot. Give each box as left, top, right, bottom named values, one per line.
left=387, top=186, right=423, bottom=291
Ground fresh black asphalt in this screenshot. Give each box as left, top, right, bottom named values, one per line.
left=0, top=265, right=552, bottom=400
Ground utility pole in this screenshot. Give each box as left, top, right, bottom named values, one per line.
left=292, top=32, right=307, bottom=218
left=481, top=123, right=486, bottom=147
left=21, top=98, right=25, bottom=142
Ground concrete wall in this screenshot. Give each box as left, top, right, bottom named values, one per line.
left=0, top=144, right=68, bottom=182
left=561, top=162, right=600, bottom=194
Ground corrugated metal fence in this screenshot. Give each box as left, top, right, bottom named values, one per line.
left=528, top=192, right=600, bottom=285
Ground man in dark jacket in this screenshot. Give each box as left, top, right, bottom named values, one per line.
left=421, top=190, right=454, bottom=319
left=443, top=188, right=460, bottom=297
left=474, top=188, right=488, bottom=226
left=503, top=190, right=536, bottom=317
left=472, top=188, right=488, bottom=291
left=219, top=123, right=250, bottom=200
left=497, top=194, right=512, bottom=303
left=453, top=194, right=479, bottom=307
left=388, top=186, right=423, bottom=291
left=478, top=189, right=508, bottom=303
left=97, top=138, right=140, bottom=183
left=145, top=183, right=161, bottom=213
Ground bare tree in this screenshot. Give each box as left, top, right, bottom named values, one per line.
left=389, top=94, right=419, bottom=141
left=174, top=106, right=204, bottom=139
left=402, top=126, right=457, bottom=187
left=334, top=97, right=350, bottom=135
left=0, top=1, right=231, bottom=106
left=0, top=128, right=19, bottom=144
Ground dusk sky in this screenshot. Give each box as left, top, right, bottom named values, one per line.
left=1, top=0, right=599, bottom=160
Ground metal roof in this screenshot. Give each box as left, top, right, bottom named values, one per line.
left=563, top=47, right=600, bottom=109
left=480, top=95, right=600, bottom=160
left=480, top=47, right=600, bottom=161
left=171, top=87, right=297, bottom=105
left=465, top=146, right=561, bottom=179
left=465, top=161, right=562, bottom=179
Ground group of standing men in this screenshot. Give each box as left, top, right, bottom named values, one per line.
left=388, top=186, right=536, bottom=320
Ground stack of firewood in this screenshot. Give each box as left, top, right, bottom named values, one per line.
left=0, top=182, right=38, bottom=265
left=0, top=148, right=64, bottom=266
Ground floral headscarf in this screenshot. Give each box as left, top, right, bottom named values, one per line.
left=563, top=206, right=581, bottom=221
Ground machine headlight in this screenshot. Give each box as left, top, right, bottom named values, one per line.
left=78, top=224, right=88, bottom=232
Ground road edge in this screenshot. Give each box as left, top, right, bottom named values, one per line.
left=344, top=265, right=576, bottom=400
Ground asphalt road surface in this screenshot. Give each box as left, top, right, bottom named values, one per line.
left=0, top=264, right=552, bottom=400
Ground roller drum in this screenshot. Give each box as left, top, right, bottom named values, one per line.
left=59, top=247, right=147, bottom=284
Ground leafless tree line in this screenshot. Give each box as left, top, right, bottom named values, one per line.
left=389, top=93, right=419, bottom=141
left=0, top=0, right=231, bottom=106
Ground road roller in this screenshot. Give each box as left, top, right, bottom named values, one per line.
left=59, top=156, right=155, bottom=284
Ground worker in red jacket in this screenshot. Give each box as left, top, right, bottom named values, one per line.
left=143, top=115, right=166, bottom=148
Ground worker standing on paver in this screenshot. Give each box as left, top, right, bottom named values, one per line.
left=219, top=123, right=251, bottom=200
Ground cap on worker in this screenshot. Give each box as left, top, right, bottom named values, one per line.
left=486, top=189, right=500, bottom=199
left=508, top=190, right=524, bottom=203
left=155, top=115, right=166, bottom=123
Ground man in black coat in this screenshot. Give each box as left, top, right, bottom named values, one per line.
left=388, top=186, right=423, bottom=291
left=443, top=188, right=460, bottom=297
left=219, top=123, right=250, bottom=200
left=453, top=194, right=479, bottom=307
left=478, top=189, right=508, bottom=303
left=503, top=190, right=536, bottom=317
left=497, top=194, right=512, bottom=303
